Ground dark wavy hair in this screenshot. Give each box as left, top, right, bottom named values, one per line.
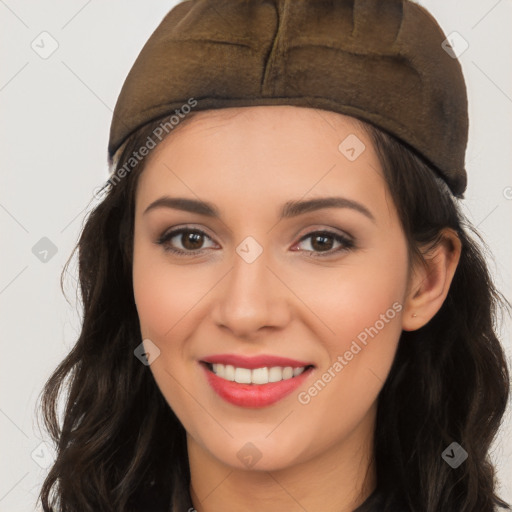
left=37, top=110, right=511, bottom=512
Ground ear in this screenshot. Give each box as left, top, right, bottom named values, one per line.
left=402, top=228, right=462, bottom=332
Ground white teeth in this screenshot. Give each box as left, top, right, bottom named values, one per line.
left=268, top=366, right=283, bottom=382
left=209, top=363, right=307, bottom=384
left=234, top=367, right=252, bottom=384
left=224, top=364, right=235, bottom=381
left=251, top=367, right=269, bottom=384
left=282, top=367, right=293, bottom=379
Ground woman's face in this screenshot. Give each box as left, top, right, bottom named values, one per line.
left=132, top=106, right=410, bottom=472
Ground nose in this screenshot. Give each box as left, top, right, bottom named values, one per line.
left=211, top=245, right=291, bottom=340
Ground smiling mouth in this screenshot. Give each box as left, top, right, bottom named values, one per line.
left=201, top=361, right=315, bottom=385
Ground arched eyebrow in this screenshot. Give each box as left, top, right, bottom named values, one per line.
left=143, top=196, right=376, bottom=223
left=281, top=197, right=375, bottom=223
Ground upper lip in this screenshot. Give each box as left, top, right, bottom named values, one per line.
left=201, top=354, right=314, bottom=369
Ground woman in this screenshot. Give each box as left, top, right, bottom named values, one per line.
left=38, top=1, right=511, bottom=511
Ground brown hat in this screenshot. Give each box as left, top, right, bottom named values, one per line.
left=109, top=0, right=469, bottom=196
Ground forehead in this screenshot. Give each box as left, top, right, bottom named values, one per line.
left=136, top=106, right=390, bottom=222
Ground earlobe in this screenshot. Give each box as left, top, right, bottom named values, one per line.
left=402, top=228, right=462, bottom=332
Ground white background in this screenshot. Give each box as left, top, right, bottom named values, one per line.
left=1, top=1, right=511, bottom=510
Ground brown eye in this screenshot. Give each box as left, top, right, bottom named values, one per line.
left=294, top=230, right=355, bottom=257
left=157, top=228, right=216, bottom=255
left=310, top=233, right=335, bottom=251
left=181, top=231, right=205, bottom=250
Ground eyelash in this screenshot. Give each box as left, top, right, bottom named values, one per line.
left=155, top=227, right=356, bottom=258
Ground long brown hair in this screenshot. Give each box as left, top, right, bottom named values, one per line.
left=38, top=111, right=511, bottom=512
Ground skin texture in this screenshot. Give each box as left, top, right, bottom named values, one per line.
left=132, top=106, right=461, bottom=512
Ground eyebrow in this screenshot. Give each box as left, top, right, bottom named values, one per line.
left=143, top=196, right=376, bottom=223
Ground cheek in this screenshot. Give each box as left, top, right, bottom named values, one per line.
left=302, top=247, right=407, bottom=416
left=132, top=244, right=208, bottom=431
left=132, top=242, right=213, bottom=340
left=296, top=241, right=407, bottom=346
left=296, top=241, right=407, bottom=393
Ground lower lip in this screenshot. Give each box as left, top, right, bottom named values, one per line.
left=200, top=362, right=314, bottom=408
